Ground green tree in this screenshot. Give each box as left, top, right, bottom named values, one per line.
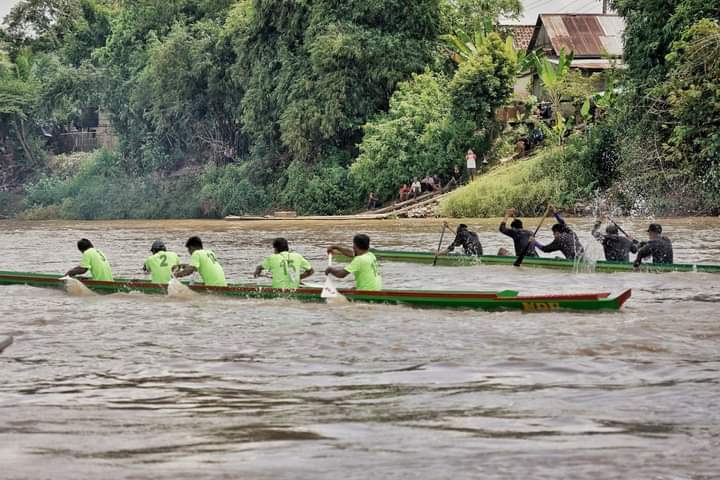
left=0, top=49, right=42, bottom=172
left=614, top=0, right=720, bottom=84
left=351, top=71, right=475, bottom=200
left=440, top=0, right=521, bottom=34
left=655, top=19, right=720, bottom=208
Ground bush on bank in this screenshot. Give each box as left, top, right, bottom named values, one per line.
left=23, top=149, right=204, bottom=219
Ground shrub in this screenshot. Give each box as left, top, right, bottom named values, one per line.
left=200, top=164, right=270, bottom=217
left=278, top=158, right=361, bottom=215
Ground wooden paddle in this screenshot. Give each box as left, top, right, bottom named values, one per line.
left=432, top=223, right=448, bottom=266
left=513, top=205, right=551, bottom=267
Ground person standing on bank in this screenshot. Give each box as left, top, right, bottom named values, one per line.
left=465, top=149, right=477, bottom=182
left=325, top=234, right=382, bottom=291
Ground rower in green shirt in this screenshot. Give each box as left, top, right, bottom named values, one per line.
left=325, top=234, right=382, bottom=291
left=174, top=236, right=227, bottom=287
left=254, top=237, right=314, bottom=289
left=143, top=240, right=181, bottom=284
left=65, top=238, right=114, bottom=281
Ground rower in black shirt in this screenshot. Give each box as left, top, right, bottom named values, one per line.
left=634, top=223, right=673, bottom=267
left=443, top=222, right=483, bottom=256
left=592, top=215, right=639, bottom=262
left=499, top=208, right=538, bottom=257
left=533, top=206, right=585, bottom=260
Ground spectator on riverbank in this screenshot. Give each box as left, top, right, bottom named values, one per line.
left=421, top=175, right=435, bottom=193
left=410, top=178, right=422, bottom=198
left=445, top=165, right=462, bottom=191
left=432, top=175, right=442, bottom=192
left=367, top=192, right=380, bottom=210
left=465, top=149, right=477, bottom=182
left=398, top=183, right=410, bottom=202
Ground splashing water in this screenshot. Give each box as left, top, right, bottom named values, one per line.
left=574, top=230, right=602, bottom=273
left=62, top=277, right=97, bottom=297
left=167, top=277, right=195, bottom=300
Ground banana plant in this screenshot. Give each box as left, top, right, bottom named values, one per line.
left=532, top=48, right=574, bottom=115
left=442, top=23, right=534, bottom=76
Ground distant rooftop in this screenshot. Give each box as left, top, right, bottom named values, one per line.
left=528, top=13, right=625, bottom=59
left=504, top=25, right=535, bottom=50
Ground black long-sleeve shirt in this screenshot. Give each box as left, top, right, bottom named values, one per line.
left=634, top=237, right=673, bottom=266
left=499, top=221, right=537, bottom=256
left=447, top=228, right=483, bottom=256
left=591, top=221, right=639, bottom=262
left=537, top=213, right=584, bottom=260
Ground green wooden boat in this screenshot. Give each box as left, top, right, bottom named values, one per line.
left=0, top=271, right=630, bottom=312
left=335, top=249, right=720, bottom=273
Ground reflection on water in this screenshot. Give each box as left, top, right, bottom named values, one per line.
left=1, top=218, right=720, bottom=479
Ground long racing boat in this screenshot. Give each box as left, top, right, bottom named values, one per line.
left=0, top=271, right=631, bottom=312
left=335, top=249, right=720, bottom=273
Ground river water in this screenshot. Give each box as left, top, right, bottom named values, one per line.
left=1, top=218, right=719, bottom=479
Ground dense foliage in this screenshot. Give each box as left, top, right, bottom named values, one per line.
left=5, top=0, right=720, bottom=218
left=595, top=1, right=720, bottom=213
left=2, top=0, right=524, bottom=217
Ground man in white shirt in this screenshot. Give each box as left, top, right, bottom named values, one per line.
left=410, top=178, right=422, bottom=197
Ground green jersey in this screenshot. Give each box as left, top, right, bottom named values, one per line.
left=144, top=251, right=181, bottom=284
left=261, top=251, right=312, bottom=289
left=190, top=249, right=226, bottom=286
left=80, top=247, right=113, bottom=282
left=345, top=252, right=382, bottom=291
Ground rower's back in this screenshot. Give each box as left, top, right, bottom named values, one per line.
left=639, top=236, right=674, bottom=264
left=602, top=235, right=637, bottom=262
left=190, top=249, right=226, bottom=286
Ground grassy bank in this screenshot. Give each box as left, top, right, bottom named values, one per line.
left=440, top=142, right=596, bottom=217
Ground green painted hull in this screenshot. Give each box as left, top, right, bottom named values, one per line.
left=0, top=271, right=630, bottom=312
left=337, top=249, right=720, bottom=273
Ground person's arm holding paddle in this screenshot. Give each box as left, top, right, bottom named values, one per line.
left=327, top=245, right=355, bottom=259
left=499, top=208, right=516, bottom=236
left=440, top=221, right=460, bottom=255
left=325, top=245, right=353, bottom=278
left=65, top=266, right=88, bottom=278
left=172, top=264, right=196, bottom=278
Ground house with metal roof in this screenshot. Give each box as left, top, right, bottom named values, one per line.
left=527, top=13, right=625, bottom=70
left=521, top=13, right=625, bottom=98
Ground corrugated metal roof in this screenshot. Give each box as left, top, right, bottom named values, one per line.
left=530, top=14, right=625, bottom=58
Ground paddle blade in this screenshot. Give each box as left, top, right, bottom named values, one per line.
left=321, top=254, right=340, bottom=299
left=321, top=279, right=339, bottom=299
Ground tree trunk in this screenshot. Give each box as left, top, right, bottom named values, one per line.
left=14, top=119, right=35, bottom=169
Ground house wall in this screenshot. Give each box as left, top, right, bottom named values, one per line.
left=514, top=74, right=532, bottom=98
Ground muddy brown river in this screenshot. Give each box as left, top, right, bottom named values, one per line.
left=1, top=218, right=719, bottom=479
